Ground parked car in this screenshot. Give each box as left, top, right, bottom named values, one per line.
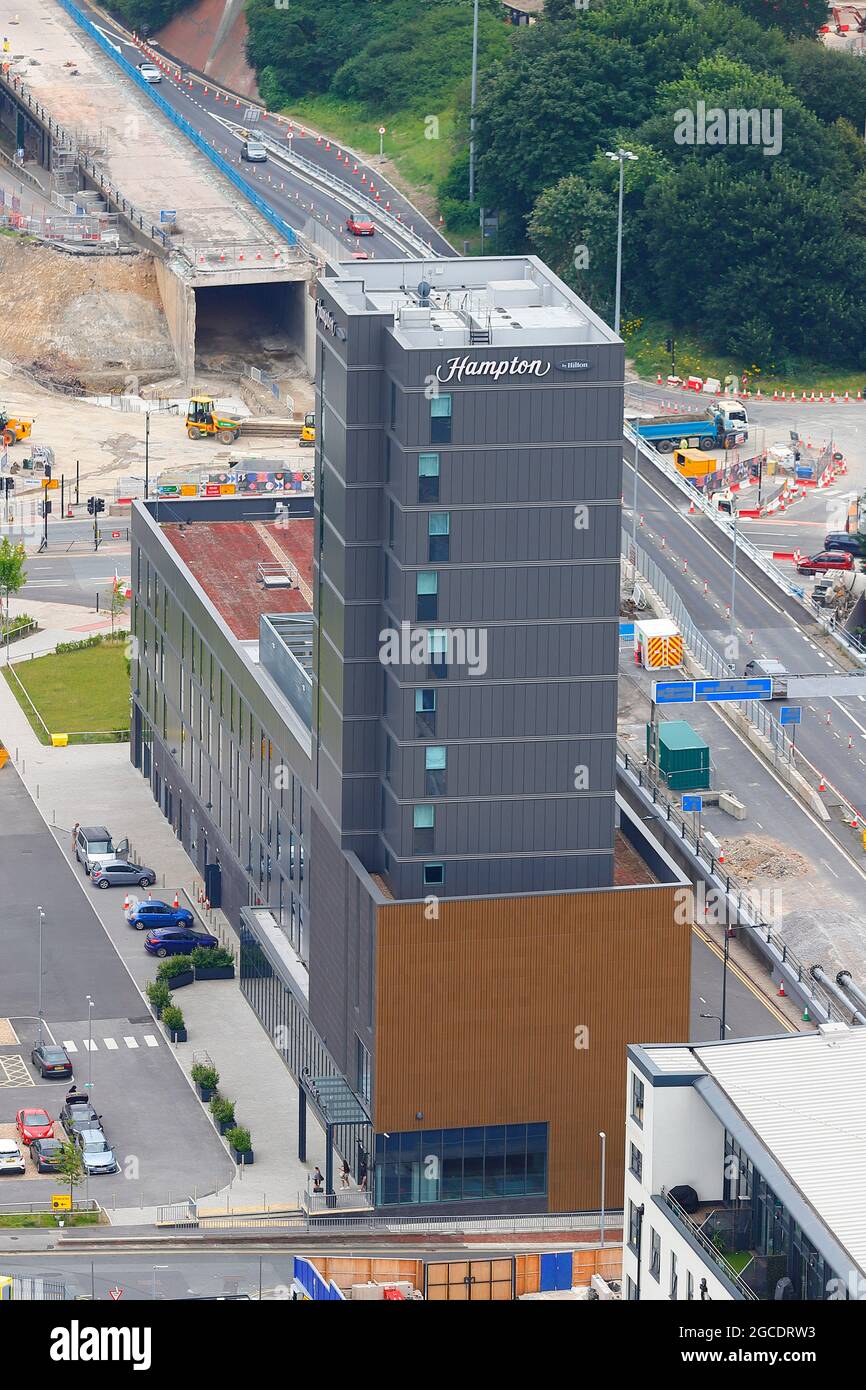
left=138, top=62, right=162, bottom=84
left=0, top=1140, right=25, bottom=1175
left=144, top=925, right=219, bottom=958
left=75, top=825, right=128, bottom=876
left=30, top=1044, right=73, bottom=1080
left=59, top=1092, right=101, bottom=1141
left=76, top=1129, right=118, bottom=1176
left=824, top=531, right=864, bottom=557
left=346, top=214, right=374, bottom=236
left=91, top=859, right=156, bottom=890
left=30, top=1137, right=64, bottom=1174
left=125, top=898, right=194, bottom=931
left=796, top=550, right=854, bottom=575
left=15, top=1108, right=53, bottom=1146
left=240, top=139, right=267, bottom=162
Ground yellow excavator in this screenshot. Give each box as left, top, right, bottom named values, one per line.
left=185, top=396, right=242, bottom=444
left=300, top=412, right=315, bottom=447
left=0, top=409, right=33, bottom=447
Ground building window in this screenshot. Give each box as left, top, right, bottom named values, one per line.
left=430, top=393, right=452, bottom=444
left=670, top=1250, right=678, bottom=1300
left=425, top=745, right=446, bottom=795
left=649, top=1228, right=661, bottom=1282
left=628, top=1200, right=641, bottom=1254
left=418, top=452, right=440, bottom=503
left=428, top=628, right=448, bottom=679
left=428, top=511, right=450, bottom=562
left=374, top=1122, right=547, bottom=1206
left=413, top=803, right=434, bottom=852
left=416, top=571, right=438, bottom=621
left=423, top=863, right=444, bottom=887
left=415, top=687, right=436, bottom=735
left=626, top=1276, right=638, bottom=1302
left=629, top=1143, right=643, bottom=1182
left=356, top=1037, right=371, bottom=1104
left=631, top=1072, right=645, bottom=1126
left=686, top=1270, right=694, bottom=1301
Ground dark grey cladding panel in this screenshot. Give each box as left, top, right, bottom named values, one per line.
left=386, top=737, right=616, bottom=800
left=385, top=849, right=614, bottom=899
left=399, top=502, right=621, bottom=564
left=384, top=676, right=618, bottom=739
left=386, top=559, right=620, bottom=623
left=307, top=808, right=351, bottom=1073
left=401, top=384, right=624, bottom=448
left=342, top=718, right=382, bottom=776
left=383, top=339, right=625, bottom=389
left=386, top=791, right=616, bottom=857
left=315, top=643, right=383, bottom=718
left=325, top=427, right=386, bottom=486
left=347, top=368, right=386, bottom=427
left=341, top=774, right=384, bottom=832
left=377, top=617, right=618, bottom=682
left=394, top=445, right=624, bottom=506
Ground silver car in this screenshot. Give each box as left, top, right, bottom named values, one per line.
left=77, top=1129, right=118, bottom=1175
left=138, top=63, right=162, bottom=84
left=0, top=1139, right=25, bottom=1175
left=90, top=858, right=156, bottom=890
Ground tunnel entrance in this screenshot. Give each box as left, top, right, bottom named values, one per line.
left=192, top=278, right=307, bottom=379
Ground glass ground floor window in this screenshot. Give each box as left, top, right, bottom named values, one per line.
left=374, top=1123, right=547, bottom=1206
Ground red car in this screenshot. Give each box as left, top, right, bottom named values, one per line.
left=797, top=550, right=854, bottom=575
left=346, top=215, right=374, bottom=236
left=15, top=1107, right=54, bottom=1146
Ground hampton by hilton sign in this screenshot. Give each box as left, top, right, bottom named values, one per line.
left=435, top=355, right=593, bottom=383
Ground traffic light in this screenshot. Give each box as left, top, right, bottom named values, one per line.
left=665, top=336, right=674, bottom=355
left=39, top=500, right=51, bottom=517
left=96, top=498, right=105, bottom=514
left=87, top=497, right=95, bottom=515
left=44, top=464, right=51, bottom=481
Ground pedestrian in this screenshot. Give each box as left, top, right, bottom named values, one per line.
left=312, top=1166, right=323, bottom=1193
left=340, top=1160, right=350, bottom=1189
left=71, top=822, right=80, bottom=857
left=358, top=1158, right=368, bottom=1192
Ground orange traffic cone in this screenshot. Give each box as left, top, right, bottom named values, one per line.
left=122, top=894, right=129, bottom=912
left=777, top=979, right=786, bottom=997
left=818, top=776, right=826, bottom=792
left=172, top=891, right=180, bottom=908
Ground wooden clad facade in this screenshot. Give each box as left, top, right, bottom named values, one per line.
left=375, top=884, right=690, bottom=1211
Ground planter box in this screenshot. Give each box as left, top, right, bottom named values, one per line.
left=165, top=1025, right=187, bottom=1043
left=214, top=1116, right=235, bottom=1136
left=194, top=965, right=235, bottom=981
left=233, top=1148, right=254, bottom=1166
left=150, top=1002, right=165, bottom=1021
left=162, top=969, right=194, bottom=990
left=197, top=1084, right=216, bottom=1102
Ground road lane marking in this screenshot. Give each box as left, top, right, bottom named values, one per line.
left=83, top=1039, right=98, bottom=1052
left=821, top=859, right=839, bottom=878
left=123, top=1036, right=139, bottom=1049
left=62, top=1041, right=78, bottom=1052
left=144, top=1035, right=159, bottom=1048
left=0, top=1055, right=34, bottom=1087
left=103, top=1038, right=118, bottom=1050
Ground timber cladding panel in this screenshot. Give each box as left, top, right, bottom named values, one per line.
left=375, top=885, right=690, bottom=1211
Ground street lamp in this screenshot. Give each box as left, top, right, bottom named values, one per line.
left=604, top=149, right=638, bottom=338
left=144, top=411, right=150, bottom=502
left=599, top=1130, right=607, bottom=1249
left=86, top=995, right=94, bottom=1091
left=36, top=906, right=45, bottom=1048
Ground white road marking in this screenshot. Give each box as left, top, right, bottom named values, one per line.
left=103, top=1037, right=118, bottom=1050
left=83, top=1039, right=98, bottom=1052
left=144, top=1035, right=159, bottom=1048
left=123, top=1036, right=139, bottom=1049
left=820, top=859, right=839, bottom=878
left=62, top=1041, right=78, bottom=1052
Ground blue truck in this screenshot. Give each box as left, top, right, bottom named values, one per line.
left=635, top=402, right=749, bottom=453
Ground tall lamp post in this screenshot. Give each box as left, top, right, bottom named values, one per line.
left=36, top=906, right=45, bottom=1048
left=86, top=994, right=94, bottom=1091
left=144, top=411, right=150, bottom=502
left=604, top=148, right=638, bottom=338
left=599, top=1130, right=607, bottom=1248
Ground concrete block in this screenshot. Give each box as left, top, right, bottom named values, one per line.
left=718, top=791, right=746, bottom=820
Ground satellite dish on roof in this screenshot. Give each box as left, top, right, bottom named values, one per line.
left=417, top=280, right=432, bottom=305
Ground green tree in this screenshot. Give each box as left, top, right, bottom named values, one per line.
left=730, top=0, right=828, bottom=39
left=106, top=1, right=189, bottom=33
left=544, top=0, right=582, bottom=21
left=54, top=1135, right=85, bottom=1209
left=106, top=580, right=127, bottom=639
left=0, top=536, right=26, bottom=637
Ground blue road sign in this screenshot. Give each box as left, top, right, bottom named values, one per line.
left=780, top=705, right=802, bottom=726
left=159, top=209, right=177, bottom=223
left=682, top=794, right=703, bottom=813
left=694, top=678, right=772, bottom=703
left=619, top=621, right=635, bottom=642
left=653, top=681, right=696, bottom=705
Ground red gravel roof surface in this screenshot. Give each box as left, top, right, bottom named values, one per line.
left=163, top=519, right=314, bottom=640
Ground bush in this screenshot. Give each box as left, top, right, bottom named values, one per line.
left=226, top=1126, right=252, bottom=1154
left=156, top=954, right=194, bottom=981
left=210, top=1096, right=235, bottom=1126
left=145, top=979, right=171, bottom=1011
left=54, top=630, right=129, bottom=656
left=190, top=945, right=235, bottom=969
left=191, top=1063, right=219, bottom=1091
left=161, top=1005, right=185, bottom=1030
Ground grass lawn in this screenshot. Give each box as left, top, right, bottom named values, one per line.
left=0, top=1211, right=101, bottom=1227
left=724, top=1250, right=754, bottom=1276
left=2, top=639, right=130, bottom=745
left=626, top=316, right=866, bottom=395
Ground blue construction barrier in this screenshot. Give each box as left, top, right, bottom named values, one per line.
left=293, top=1257, right=345, bottom=1301
left=55, top=0, right=297, bottom=249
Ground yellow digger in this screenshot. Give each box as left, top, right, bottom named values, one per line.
left=185, top=395, right=242, bottom=444
left=0, top=409, right=33, bottom=447
left=300, top=412, right=315, bottom=447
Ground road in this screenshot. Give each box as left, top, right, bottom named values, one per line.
left=0, top=766, right=233, bottom=1205
left=77, top=0, right=454, bottom=261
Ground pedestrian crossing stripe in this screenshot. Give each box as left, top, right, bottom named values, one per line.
left=144, top=1035, right=159, bottom=1048
left=123, top=1036, right=138, bottom=1049
left=104, top=1038, right=118, bottom=1050
left=60, top=1036, right=159, bottom=1053
left=83, top=1040, right=97, bottom=1052
left=62, top=1041, right=78, bottom=1052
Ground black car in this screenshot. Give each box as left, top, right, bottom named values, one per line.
left=59, top=1092, right=101, bottom=1140
left=30, top=1044, right=73, bottom=1080
left=31, top=1137, right=64, bottom=1173
left=824, top=531, right=863, bottom=557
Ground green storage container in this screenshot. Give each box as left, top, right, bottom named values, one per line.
left=647, top=719, right=710, bottom=790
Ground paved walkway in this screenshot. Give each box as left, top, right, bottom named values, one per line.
left=0, top=628, right=340, bottom=1219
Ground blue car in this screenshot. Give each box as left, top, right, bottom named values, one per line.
left=126, top=898, right=194, bottom=932
left=144, top=926, right=219, bottom=958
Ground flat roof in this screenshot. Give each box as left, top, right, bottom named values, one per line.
left=163, top=518, right=314, bottom=640
left=644, top=1028, right=866, bottom=1271
left=323, top=255, right=620, bottom=350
